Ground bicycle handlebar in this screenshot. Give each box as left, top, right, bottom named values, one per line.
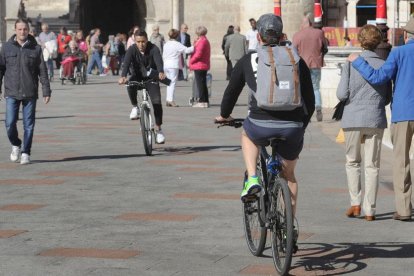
left=125, top=80, right=154, bottom=89
left=214, top=118, right=244, bottom=128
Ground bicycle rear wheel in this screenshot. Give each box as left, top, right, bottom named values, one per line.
left=270, top=177, right=293, bottom=276
left=242, top=156, right=267, bottom=256
left=140, top=104, right=153, bottom=156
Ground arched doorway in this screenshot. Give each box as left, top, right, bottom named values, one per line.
left=78, top=0, right=148, bottom=39
left=356, top=0, right=377, bottom=26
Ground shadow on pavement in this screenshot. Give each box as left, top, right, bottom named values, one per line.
left=156, top=145, right=241, bottom=155
left=34, top=154, right=144, bottom=163
left=0, top=115, right=75, bottom=122
left=290, top=242, right=414, bottom=275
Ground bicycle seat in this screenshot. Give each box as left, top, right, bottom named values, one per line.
left=268, top=137, right=286, bottom=148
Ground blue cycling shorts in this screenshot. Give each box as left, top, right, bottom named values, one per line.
left=243, top=117, right=304, bottom=160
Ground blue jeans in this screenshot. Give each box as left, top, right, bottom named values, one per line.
left=5, top=98, right=37, bottom=155
left=46, top=58, right=54, bottom=78
left=87, top=51, right=103, bottom=74
left=310, top=68, right=322, bottom=110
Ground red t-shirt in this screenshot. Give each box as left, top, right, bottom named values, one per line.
left=57, top=34, right=72, bottom=54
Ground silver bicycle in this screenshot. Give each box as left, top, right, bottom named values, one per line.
left=126, top=80, right=156, bottom=156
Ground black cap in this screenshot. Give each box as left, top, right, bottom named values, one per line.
left=257, top=13, right=283, bottom=44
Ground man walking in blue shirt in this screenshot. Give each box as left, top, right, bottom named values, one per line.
left=348, top=18, right=414, bottom=221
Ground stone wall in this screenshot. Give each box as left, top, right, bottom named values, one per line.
left=23, top=0, right=68, bottom=18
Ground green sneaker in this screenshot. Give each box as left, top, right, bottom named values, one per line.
left=241, top=176, right=262, bottom=200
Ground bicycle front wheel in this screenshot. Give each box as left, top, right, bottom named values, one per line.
left=140, top=104, right=153, bottom=156
left=270, top=177, right=294, bottom=276
left=242, top=157, right=267, bottom=256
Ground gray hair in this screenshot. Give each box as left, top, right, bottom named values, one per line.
left=195, top=26, right=208, bottom=36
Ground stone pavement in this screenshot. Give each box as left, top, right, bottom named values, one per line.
left=0, top=70, right=413, bottom=276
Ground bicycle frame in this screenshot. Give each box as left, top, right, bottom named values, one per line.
left=138, top=86, right=156, bottom=132
left=126, top=80, right=157, bottom=155
left=257, top=143, right=283, bottom=228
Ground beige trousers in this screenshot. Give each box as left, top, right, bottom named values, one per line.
left=390, top=121, right=414, bottom=216
left=344, top=128, right=384, bottom=216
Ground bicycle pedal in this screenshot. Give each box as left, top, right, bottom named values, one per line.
left=241, top=195, right=257, bottom=203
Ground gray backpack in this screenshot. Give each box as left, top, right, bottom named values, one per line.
left=252, top=45, right=302, bottom=111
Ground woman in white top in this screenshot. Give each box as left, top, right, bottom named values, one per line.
left=162, top=29, right=194, bottom=107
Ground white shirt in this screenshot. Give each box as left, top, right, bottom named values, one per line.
left=246, top=29, right=258, bottom=51
left=162, top=40, right=194, bottom=69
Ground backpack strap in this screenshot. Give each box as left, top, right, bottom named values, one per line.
left=285, top=47, right=301, bottom=105
left=267, top=47, right=278, bottom=104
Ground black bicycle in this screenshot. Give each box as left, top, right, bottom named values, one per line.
left=216, top=118, right=296, bottom=276
left=125, top=80, right=156, bottom=156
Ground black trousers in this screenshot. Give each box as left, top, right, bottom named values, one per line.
left=194, top=70, right=209, bottom=103
left=127, top=81, right=163, bottom=126
left=225, top=56, right=232, bottom=80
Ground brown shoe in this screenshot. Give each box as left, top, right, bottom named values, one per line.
left=365, top=216, right=375, bottom=221
left=345, top=205, right=361, bottom=217
left=392, top=212, right=411, bottom=221
left=166, top=101, right=179, bottom=107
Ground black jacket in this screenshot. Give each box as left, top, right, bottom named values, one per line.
left=121, top=41, right=164, bottom=81
left=220, top=51, right=315, bottom=128
left=0, top=34, right=51, bottom=100
left=176, top=32, right=191, bottom=47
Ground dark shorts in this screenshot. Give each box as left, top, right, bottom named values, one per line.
left=243, top=117, right=304, bottom=160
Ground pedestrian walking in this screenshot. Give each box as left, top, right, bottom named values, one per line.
left=56, top=26, right=72, bottom=70
left=38, top=23, right=57, bottom=81
left=86, top=28, right=106, bottom=76
left=222, top=25, right=234, bottom=80
left=177, top=23, right=191, bottom=81
left=245, top=18, right=258, bottom=52
left=150, top=25, right=165, bottom=54
left=189, top=26, right=211, bottom=108
left=337, top=25, right=392, bottom=221
left=35, top=13, right=42, bottom=33
left=348, top=17, right=414, bottom=221
left=224, top=26, right=247, bottom=70
left=127, top=25, right=140, bottom=50
left=163, top=28, right=194, bottom=107
left=292, top=16, right=328, bottom=122
left=0, top=19, right=51, bottom=164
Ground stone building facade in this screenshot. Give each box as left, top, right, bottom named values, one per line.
left=2, top=1, right=414, bottom=57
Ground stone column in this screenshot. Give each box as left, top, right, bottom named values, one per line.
left=5, top=0, right=20, bottom=39
left=347, top=0, right=358, bottom=28
left=1, top=0, right=6, bottom=42
left=172, top=0, right=179, bottom=29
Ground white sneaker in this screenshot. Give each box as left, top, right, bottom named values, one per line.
left=20, top=153, right=30, bottom=165
left=129, top=106, right=140, bottom=120
left=156, top=130, right=165, bottom=144
left=10, top=146, right=21, bottom=162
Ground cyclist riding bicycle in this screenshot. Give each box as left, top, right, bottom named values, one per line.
left=118, top=30, right=168, bottom=144
left=215, top=14, right=315, bottom=215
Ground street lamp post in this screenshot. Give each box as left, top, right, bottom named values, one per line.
left=344, top=0, right=349, bottom=43
left=274, top=0, right=281, bottom=16
left=375, top=0, right=392, bottom=59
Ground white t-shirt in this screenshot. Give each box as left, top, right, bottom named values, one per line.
left=163, top=40, right=194, bottom=69
left=246, top=29, right=258, bottom=51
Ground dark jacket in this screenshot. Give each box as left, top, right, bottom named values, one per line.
left=220, top=50, right=315, bottom=128
left=121, top=41, right=164, bottom=81
left=177, top=32, right=191, bottom=47
left=0, top=34, right=51, bottom=100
